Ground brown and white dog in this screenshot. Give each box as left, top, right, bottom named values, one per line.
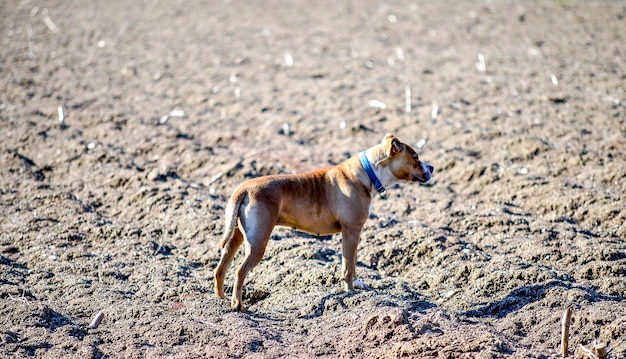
left=214, top=134, right=434, bottom=311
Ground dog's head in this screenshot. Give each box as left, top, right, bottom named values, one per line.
left=376, top=134, right=434, bottom=183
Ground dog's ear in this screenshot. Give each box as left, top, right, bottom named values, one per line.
left=381, top=133, right=395, bottom=144
left=376, top=134, right=404, bottom=166
left=384, top=134, right=403, bottom=157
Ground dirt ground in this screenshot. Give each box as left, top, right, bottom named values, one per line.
left=1, top=0, right=625, bottom=358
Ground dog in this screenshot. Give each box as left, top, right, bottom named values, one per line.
left=214, top=133, right=434, bottom=311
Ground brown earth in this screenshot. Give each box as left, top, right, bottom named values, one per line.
left=1, top=0, right=625, bottom=358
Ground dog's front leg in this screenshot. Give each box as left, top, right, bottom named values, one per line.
left=340, top=227, right=363, bottom=291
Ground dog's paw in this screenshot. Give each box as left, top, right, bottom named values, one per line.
left=214, top=287, right=226, bottom=299
left=231, top=299, right=245, bottom=312
left=353, top=279, right=368, bottom=290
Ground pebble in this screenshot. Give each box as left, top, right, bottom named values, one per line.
left=147, top=169, right=160, bottom=181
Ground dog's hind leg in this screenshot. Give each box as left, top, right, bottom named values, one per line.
left=231, top=203, right=276, bottom=311
left=231, top=232, right=272, bottom=311
left=214, top=226, right=244, bottom=299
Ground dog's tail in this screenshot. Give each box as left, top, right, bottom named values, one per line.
left=220, top=190, right=246, bottom=248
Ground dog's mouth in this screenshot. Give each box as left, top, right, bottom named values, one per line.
left=412, top=173, right=431, bottom=183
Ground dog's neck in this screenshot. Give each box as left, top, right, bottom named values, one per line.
left=364, top=145, right=400, bottom=193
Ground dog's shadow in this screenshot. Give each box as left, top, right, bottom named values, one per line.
left=460, top=280, right=626, bottom=319
left=298, top=290, right=359, bottom=319
left=298, top=281, right=436, bottom=320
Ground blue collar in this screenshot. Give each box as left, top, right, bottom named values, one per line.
left=359, top=151, right=386, bottom=194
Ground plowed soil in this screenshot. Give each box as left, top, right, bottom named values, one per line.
left=1, top=1, right=625, bottom=358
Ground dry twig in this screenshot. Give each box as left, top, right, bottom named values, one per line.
left=396, top=47, right=405, bottom=62
left=476, top=53, right=486, bottom=72
left=404, top=85, right=411, bottom=113
left=159, top=109, right=185, bottom=124
left=89, top=311, right=104, bottom=329
left=368, top=99, right=386, bottom=110
left=43, top=15, right=59, bottom=33
left=561, top=307, right=573, bottom=357
left=607, top=96, right=626, bottom=108
left=57, top=105, right=65, bottom=127
left=284, top=53, right=294, bottom=67
left=551, top=73, right=559, bottom=86
left=431, top=102, right=439, bottom=120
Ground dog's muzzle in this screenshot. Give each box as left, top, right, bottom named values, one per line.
left=419, top=162, right=434, bottom=183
